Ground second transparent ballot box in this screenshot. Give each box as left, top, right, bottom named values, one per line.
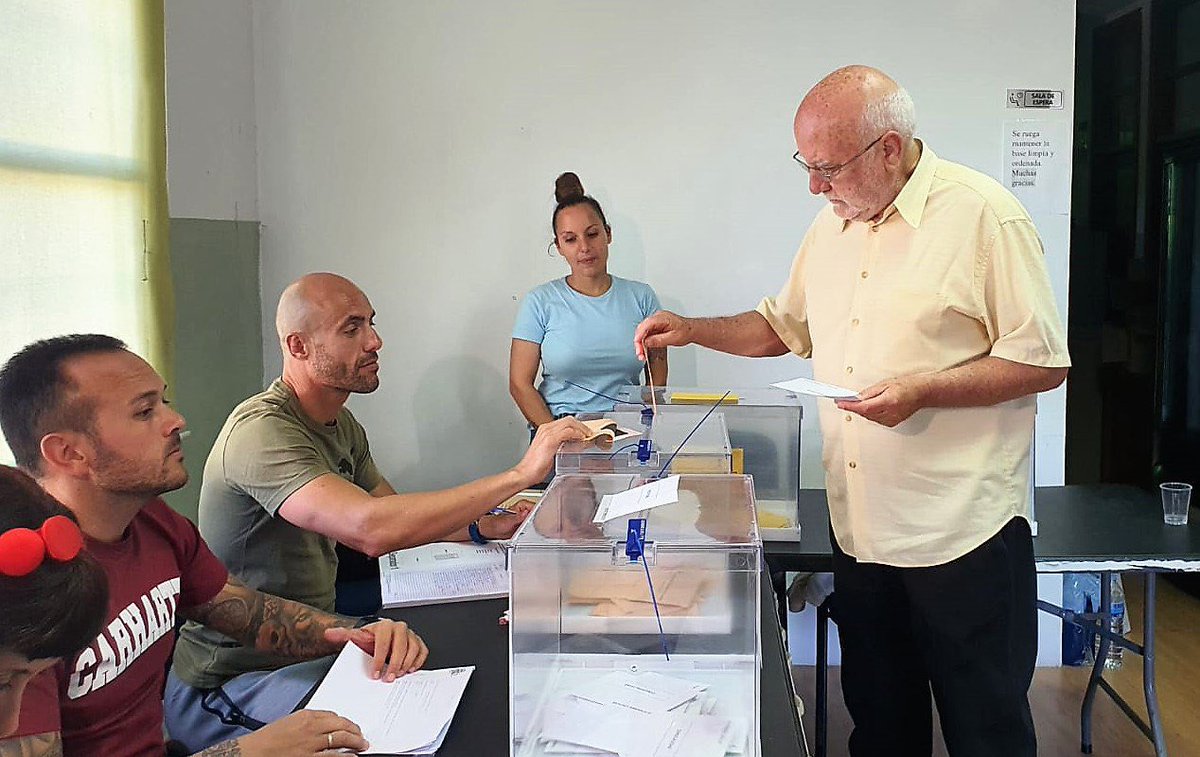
left=615, top=385, right=802, bottom=538
left=509, top=473, right=762, bottom=757
left=554, top=409, right=732, bottom=475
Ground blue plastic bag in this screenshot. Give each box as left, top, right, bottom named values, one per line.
left=1062, top=572, right=1101, bottom=666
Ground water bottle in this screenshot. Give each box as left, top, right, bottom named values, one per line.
left=1104, top=575, right=1126, bottom=670
left=1061, top=573, right=1091, bottom=666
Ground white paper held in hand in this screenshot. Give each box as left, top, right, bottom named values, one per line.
left=304, top=643, right=473, bottom=754
left=771, top=376, right=859, bottom=400
left=593, top=475, right=681, bottom=524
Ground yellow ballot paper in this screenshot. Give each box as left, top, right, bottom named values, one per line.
left=670, top=391, right=740, bottom=405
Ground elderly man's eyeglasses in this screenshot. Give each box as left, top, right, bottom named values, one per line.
left=792, top=133, right=886, bottom=183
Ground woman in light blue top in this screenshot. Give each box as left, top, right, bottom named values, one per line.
left=510, top=173, right=667, bottom=426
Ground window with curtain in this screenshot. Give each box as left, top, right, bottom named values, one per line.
left=0, top=0, right=171, bottom=465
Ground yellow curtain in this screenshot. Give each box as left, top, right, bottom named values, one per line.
left=136, top=0, right=174, bottom=386
left=0, top=0, right=172, bottom=462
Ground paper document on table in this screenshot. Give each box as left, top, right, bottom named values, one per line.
left=771, top=376, right=859, bottom=400
left=305, top=644, right=473, bottom=755
left=592, top=475, right=681, bottom=523
left=378, top=541, right=507, bottom=608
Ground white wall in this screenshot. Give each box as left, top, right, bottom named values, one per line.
left=165, top=0, right=258, bottom=221
left=249, top=0, right=1075, bottom=492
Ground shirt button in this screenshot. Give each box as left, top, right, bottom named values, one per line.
left=845, top=366, right=853, bottom=374
left=860, top=271, right=869, bottom=279
left=848, top=461, right=857, bottom=469
left=851, top=318, right=860, bottom=326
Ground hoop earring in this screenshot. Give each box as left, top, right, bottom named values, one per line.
left=546, top=240, right=557, bottom=257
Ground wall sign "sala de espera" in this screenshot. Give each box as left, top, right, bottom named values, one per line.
left=1007, top=89, right=1064, bottom=109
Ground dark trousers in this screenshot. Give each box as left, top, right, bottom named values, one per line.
left=830, top=517, right=1037, bottom=757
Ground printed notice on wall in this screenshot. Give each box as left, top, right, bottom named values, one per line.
left=1003, top=120, right=1071, bottom=216
left=1006, top=89, right=1064, bottom=109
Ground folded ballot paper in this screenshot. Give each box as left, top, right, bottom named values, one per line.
left=770, top=376, right=858, bottom=400
left=534, top=670, right=747, bottom=756
left=305, top=644, right=473, bottom=755
left=580, top=418, right=641, bottom=443
left=592, top=475, right=681, bottom=524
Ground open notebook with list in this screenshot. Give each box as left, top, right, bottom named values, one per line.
left=378, top=541, right=507, bottom=608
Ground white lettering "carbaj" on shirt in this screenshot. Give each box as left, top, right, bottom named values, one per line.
left=67, top=576, right=181, bottom=699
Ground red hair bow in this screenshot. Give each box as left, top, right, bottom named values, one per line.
left=0, top=515, right=84, bottom=577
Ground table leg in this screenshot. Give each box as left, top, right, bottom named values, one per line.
left=1142, top=572, right=1167, bottom=757
left=1080, top=571, right=1112, bottom=754
left=772, top=570, right=789, bottom=630
left=816, top=597, right=830, bottom=757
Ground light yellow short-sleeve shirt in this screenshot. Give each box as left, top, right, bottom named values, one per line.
left=757, top=143, right=1070, bottom=567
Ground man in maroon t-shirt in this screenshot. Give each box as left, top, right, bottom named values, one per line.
left=0, top=335, right=430, bottom=756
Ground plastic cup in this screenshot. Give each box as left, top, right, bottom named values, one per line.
left=1160, top=482, right=1192, bottom=526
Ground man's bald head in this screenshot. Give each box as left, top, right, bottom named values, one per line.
left=794, top=65, right=916, bottom=146
left=276, top=272, right=383, bottom=395
left=275, top=272, right=365, bottom=344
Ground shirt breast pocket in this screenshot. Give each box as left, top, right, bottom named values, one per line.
left=868, top=287, right=952, bottom=374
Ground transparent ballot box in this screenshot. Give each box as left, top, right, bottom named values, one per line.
left=555, top=409, right=732, bottom=476
left=509, top=473, right=762, bottom=757
left=615, top=385, right=802, bottom=538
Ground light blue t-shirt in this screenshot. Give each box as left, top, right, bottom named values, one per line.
left=513, top=276, right=661, bottom=416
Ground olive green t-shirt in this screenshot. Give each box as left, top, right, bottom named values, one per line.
left=171, top=379, right=382, bottom=688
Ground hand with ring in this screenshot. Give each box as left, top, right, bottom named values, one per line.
left=232, top=709, right=368, bottom=754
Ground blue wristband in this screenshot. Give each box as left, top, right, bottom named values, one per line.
left=468, top=520, right=489, bottom=544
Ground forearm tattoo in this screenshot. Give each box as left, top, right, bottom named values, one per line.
left=183, top=576, right=355, bottom=658
left=0, top=733, right=63, bottom=757
left=196, top=740, right=241, bottom=756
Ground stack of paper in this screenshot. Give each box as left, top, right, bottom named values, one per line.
left=567, top=568, right=713, bottom=617
left=533, top=670, right=747, bottom=756
left=305, top=644, right=474, bottom=755
left=378, top=541, right=507, bottom=608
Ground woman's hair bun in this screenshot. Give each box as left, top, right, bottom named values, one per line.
left=554, top=172, right=586, bottom=204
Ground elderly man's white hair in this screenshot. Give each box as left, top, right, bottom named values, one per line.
left=802, top=65, right=917, bottom=142
left=864, top=86, right=917, bottom=140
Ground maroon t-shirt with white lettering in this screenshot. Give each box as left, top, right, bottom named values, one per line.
left=13, top=499, right=228, bottom=756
